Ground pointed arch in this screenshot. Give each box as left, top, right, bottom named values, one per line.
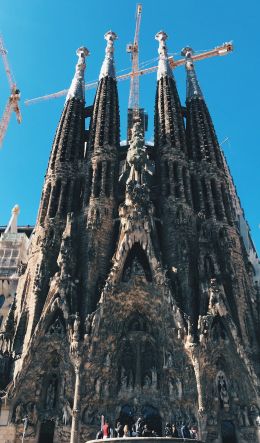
left=122, top=243, right=152, bottom=282
left=210, top=316, right=228, bottom=343
left=117, top=311, right=160, bottom=392
left=45, top=308, right=66, bottom=336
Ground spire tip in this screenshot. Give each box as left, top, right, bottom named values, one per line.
left=65, top=46, right=89, bottom=103
left=12, top=204, right=20, bottom=215
left=104, top=30, right=118, bottom=42
left=99, top=30, right=117, bottom=80
left=183, top=46, right=203, bottom=100
left=155, top=31, right=168, bottom=42
left=76, top=46, right=90, bottom=58
left=156, top=30, right=172, bottom=80
left=181, top=46, right=194, bottom=58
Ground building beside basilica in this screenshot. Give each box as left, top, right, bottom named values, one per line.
left=0, top=28, right=259, bottom=443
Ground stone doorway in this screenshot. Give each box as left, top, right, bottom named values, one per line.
left=221, top=420, right=237, bottom=443
left=118, top=404, right=162, bottom=436
left=38, top=420, right=55, bottom=443
left=141, top=405, right=162, bottom=436
left=118, top=404, right=135, bottom=429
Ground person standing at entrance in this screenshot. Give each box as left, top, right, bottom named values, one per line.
left=103, top=421, right=110, bottom=438
left=181, top=423, right=191, bottom=438
left=172, top=424, right=179, bottom=437
left=115, top=421, right=124, bottom=437
left=123, top=424, right=130, bottom=437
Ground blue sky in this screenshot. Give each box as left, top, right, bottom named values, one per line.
left=0, top=0, right=259, bottom=253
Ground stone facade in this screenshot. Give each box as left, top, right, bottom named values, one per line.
left=0, top=31, right=259, bottom=443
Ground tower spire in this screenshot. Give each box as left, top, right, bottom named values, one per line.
left=12, top=45, right=91, bottom=349
left=99, top=31, right=117, bottom=80
left=4, top=204, right=20, bottom=234
left=155, top=31, right=173, bottom=80
left=184, top=45, right=224, bottom=168
left=88, top=30, right=119, bottom=152
left=181, top=47, right=203, bottom=100
left=154, top=30, right=186, bottom=152
left=83, top=31, right=120, bottom=314
left=66, top=46, right=89, bottom=103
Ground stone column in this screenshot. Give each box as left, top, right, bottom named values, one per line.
left=70, top=360, right=81, bottom=443
left=189, top=346, right=207, bottom=441
left=256, top=418, right=260, bottom=443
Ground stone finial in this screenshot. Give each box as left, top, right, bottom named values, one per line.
left=4, top=204, right=20, bottom=234
left=155, top=30, right=173, bottom=80
left=99, top=30, right=118, bottom=80
left=155, top=30, right=168, bottom=43
left=181, top=46, right=194, bottom=59
left=65, top=46, right=90, bottom=103
left=12, top=204, right=20, bottom=215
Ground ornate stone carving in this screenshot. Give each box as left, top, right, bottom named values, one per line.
left=216, top=371, right=229, bottom=410
left=45, top=377, right=57, bottom=409
left=62, top=400, right=72, bottom=426
left=14, top=402, right=24, bottom=424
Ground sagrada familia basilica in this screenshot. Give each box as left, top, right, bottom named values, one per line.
left=0, top=25, right=259, bottom=443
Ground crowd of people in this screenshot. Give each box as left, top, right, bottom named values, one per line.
left=96, top=418, right=198, bottom=440
left=165, top=422, right=198, bottom=439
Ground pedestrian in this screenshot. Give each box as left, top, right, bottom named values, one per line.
left=103, top=421, right=110, bottom=439
left=181, top=423, right=191, bottom=439
left=165, top=422, right=172, bottom=437
left=172, top=424, right=179, bottom=438
left=110, top=425, right=114, bottom=438
left=131, top=423, right=137, bottom=437
left=123, top=424, right=130, bottom=437
left=190, top=426, right=198, bottom=439
left=142, top=424, right=152, bottom=437
left=115, top=421, right=124, bottom=438
left=135, top=417, right=144, bottom=437
left=96, top=430, right=103, bottom=439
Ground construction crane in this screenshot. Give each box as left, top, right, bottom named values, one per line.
left=126, top=4, right=145, bottom=140
left=25, top=41, right=233, bottom=107
left=0, top=36, right=21, bottom=147
left=127, top=3, right=142, bottom=112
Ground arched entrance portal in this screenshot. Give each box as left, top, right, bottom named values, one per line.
left=38, top=420, right=55, bottom=443
left=118, top=404, right=162, bottom=436
left=221, top=421, right=237, bottom=443
left=118, top=405, right=135, bottom=429
left=141, top=405, right=162, bottom=436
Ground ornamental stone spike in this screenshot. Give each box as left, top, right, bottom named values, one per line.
left=155, top=30, right=173, bottom=80
left=4, top=204, right=20, bottom=234
left=99, top=30, right=118, bottom=80
left=181, top=46, right=204, bottom=100
left=65, top=46, right=90, bottom=103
